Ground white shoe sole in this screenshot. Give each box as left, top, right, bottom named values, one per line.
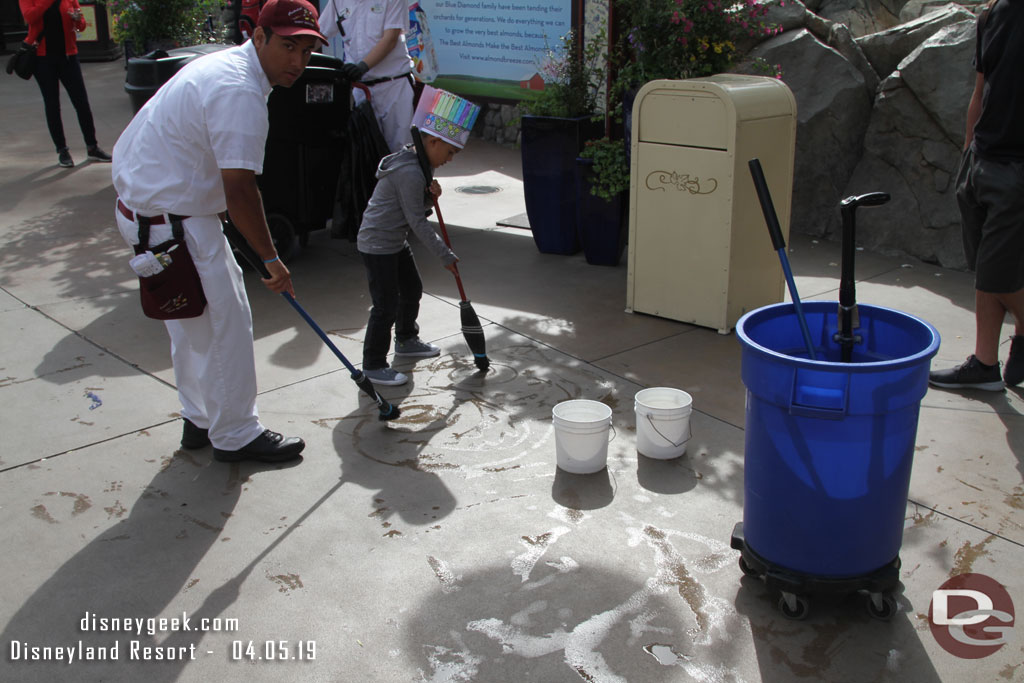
left=365, top=374, right=408, bottom=386
left=928, top=378, right=1004, bottom=391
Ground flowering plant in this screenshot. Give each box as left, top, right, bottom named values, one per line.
left=613, top=0, right=782, bottom=90
left=523, top=23, right=609, bottom=118
left=106, top=0, right=220, bottom=54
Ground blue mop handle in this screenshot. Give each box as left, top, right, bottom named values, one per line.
left=777, top=249, right=817, bottom=361
left=280, top=290, right=394, bottom=416
left=749, top=158, right=817, bottom=360
left=280, top=291, right=360, bottom=378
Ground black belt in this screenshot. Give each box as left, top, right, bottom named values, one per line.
left=360, top=73, right=412, bottom=87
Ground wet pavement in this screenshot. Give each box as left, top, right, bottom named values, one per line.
left=1, top=59, right=1022, bottom=682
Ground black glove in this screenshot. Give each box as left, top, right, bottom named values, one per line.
left=341, top=61, right=369, bottom=81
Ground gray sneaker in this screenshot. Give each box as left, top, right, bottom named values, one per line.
left=929, top=355, right=1004, bottom=391
left=364, top=366, right=408, bottom=386
left=394, top=336, right=440, bottom=357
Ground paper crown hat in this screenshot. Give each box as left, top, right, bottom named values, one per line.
left=413, top=86, right=481, bottom=149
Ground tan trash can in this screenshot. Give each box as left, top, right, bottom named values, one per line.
left=625, top=76, right=797, bottom=334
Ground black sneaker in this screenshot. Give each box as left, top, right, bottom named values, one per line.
left=1004, top=335, right=1024, bottom=387
left=929, top=355, right=1004, bottom=391
left=87, top=145, right=112, bottom=162
left=213, top=429, right=305, bottom=463
left=181, top=418, right=210, bottom=450
left=58, top=149, right=74, bottom=167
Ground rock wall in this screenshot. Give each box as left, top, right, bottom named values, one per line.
left=476, top=0, right=984, bottom=268
left=479, top=103, right=523, bottom=148
left=742, top=0, right=981, bottom=267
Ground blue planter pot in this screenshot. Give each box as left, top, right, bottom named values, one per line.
left=575, top=157, right=627, bottom=266
left=521, top=115, right=601, bottom=255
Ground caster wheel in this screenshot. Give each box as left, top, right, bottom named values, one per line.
left=778, top=593, right=810, bottom=620
left=738, top=556, right=759, bottom=577
left=866, top=594, right=898, bottom=621
left=266, top=212, right=297, bottom=263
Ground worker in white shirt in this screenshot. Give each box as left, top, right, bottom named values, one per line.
left=319, top=0, right=415, bottom=152
left=111, top=0, right=327, bottom=463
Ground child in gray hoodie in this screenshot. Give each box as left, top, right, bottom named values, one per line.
left=357, top=87, right=479, bottom=386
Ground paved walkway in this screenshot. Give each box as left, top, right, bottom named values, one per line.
left=0, top=58, right=1022, bottom=682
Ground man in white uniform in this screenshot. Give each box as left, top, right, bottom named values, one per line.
left=112, top=0, right=327, bottom=463
left=319, top=0, right=415, bottom=152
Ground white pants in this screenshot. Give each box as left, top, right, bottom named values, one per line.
left=354, top=77, right=414, bottom=153
left=116, top=208, right=265, bottom=450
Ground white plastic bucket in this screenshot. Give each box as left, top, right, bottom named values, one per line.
left=552, top=400, right=613, bottom=474
left=634, top=387, right=693, bottom=460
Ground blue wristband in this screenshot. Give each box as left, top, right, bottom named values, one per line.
left=263, top=255, right=280, bottom=265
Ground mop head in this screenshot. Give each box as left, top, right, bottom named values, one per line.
left=459, top=300, right=489, bottom=371
left=378, top=403, right=401, bottom=421
left=354, top=373, right=401, bottom=420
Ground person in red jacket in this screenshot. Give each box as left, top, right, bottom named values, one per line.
left=19, top=0, right=111, bottom=167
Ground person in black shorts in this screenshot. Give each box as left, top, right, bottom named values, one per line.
left=929, top=0, right=1024, bottom=391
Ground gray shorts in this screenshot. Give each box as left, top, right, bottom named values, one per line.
left=956, top=147, right=1024, bottom=293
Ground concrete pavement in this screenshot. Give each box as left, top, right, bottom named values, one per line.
left=0, top=58, right=1022, bottom=682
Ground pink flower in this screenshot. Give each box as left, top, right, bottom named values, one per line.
left=671, top=10, right=681, bottom=22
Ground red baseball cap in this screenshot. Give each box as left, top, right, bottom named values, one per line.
left=257, top=0, right=328, bottom=44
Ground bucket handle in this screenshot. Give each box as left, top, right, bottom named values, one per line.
left=644, top=413, right=691, bottom=448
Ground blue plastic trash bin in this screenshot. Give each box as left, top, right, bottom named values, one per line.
left=735, top=301, right=939, bottom=577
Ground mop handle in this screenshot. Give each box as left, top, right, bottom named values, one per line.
left=748, top=159, right=817, bottom=360
left=280, top=291, right=359, bottom=376
left=778, top=255, right=817, bottom=360
left=432, top=198, right=467, bottom=302
left=222, top=223, right=358, bottom=380
left=748, top=159, right=787, bottom=252
left=277, top=292, right=392, bottom=414
left=220, top=220, right=400, bottom=418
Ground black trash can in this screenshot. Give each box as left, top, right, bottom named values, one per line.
left=258, top=52, right=352, bottom=260
left=124, top=44, right=230, bottom=114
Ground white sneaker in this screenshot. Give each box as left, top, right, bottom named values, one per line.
left=394, top=336, right=441, bottom=357
left=364, top=367, right=408, bottom=386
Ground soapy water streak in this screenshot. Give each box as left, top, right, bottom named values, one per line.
left=344, top=345, right=617, bottom=475
left=420, top=508, right=747, bottom=682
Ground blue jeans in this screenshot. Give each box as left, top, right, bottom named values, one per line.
left=361, top=246, right=422, bottom=369
left=33, top=53, right=97, bottom=153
